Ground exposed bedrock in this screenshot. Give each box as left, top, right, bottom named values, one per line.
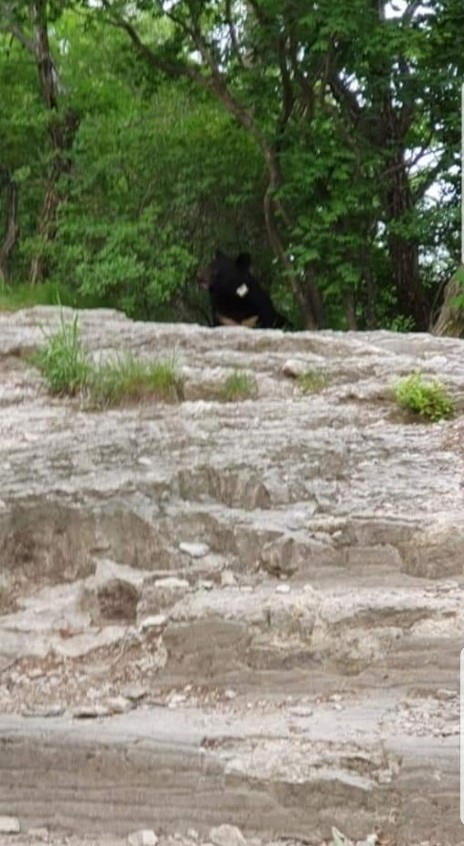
left=0, top=307, right=463, bottom=845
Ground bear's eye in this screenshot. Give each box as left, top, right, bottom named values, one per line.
left=236, top=283, right=248, bottom=298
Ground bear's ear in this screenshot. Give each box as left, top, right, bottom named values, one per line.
left=235, top=252, right=251, bottom=270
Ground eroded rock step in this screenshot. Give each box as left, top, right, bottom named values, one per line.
left=0, top=570, right=460, bottom=844
left=0, top=559, right=460, bottom=844
left=1, top=561, right=461, bottom=688
left=0, top=698, right=459, bottom=846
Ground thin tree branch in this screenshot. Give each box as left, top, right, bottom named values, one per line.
left=101, top=6, right=201, bottom=83
left=403, top=0, right=423, bottom=23
left=276, top=33, right=294, bottom=137
left=329, top=73, right=363, bottom=123
left=224, top=0, right=246, bottom=70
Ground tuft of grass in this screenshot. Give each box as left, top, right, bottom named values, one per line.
left=296, top=370, right=329, bottom=394
left=32, top=312, right=183, bottom=408
left=87, top=354, right=184, bottom=408
left=394, top=371, right=455, bottom=422
left=33, top=313, right=90, bottom=396
left=216, top=370, right=256, bottom=402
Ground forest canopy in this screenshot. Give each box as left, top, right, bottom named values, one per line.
left=0, top=0, right=463, bottom=330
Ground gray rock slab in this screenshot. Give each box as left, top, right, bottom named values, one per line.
left=0, top=701, right=459, bottom=845
left=1, top=310, right=464, bottom=846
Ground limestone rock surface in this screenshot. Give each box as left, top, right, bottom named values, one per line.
left=1, top=307, right=464, bottom=846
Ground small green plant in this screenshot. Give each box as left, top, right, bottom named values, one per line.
left=394, top=371, right=455, bottom=421
left=32, top=313, right=183, bottom=407
left=216, top=370, right=256, bottom=402
left=296, top=370, right=329, bottom=394
left=389, top=314, right=416, bottom=333
left=33, top=313, right=90, bottom=396
left=87, top=354, right=184, bottom=408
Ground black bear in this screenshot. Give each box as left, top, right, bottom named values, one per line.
left=197, top=250, right=285, bottom=329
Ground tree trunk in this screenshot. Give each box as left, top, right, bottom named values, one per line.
left=383, top=151, right=429, bottom=330
left=0, top=170, right=20, bottom=283
left=262, top=149, right=322, bottom=328
left=263, top=185, right=319, bottom=328
left=432, top=266, right=464, bottom=336
left=28, top=109, right=79, bottom=284
left=27, top=1, right=79, bottom=284
left=29, top=182, right=59, bottom=285
left=343, top=290, right=357, bottom=330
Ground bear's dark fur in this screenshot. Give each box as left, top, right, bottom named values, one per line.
left=197, top=250, right=285, bottom=329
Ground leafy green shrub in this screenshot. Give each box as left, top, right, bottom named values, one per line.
left=216, top=370, right=256, bottom=402
left=394, top=371, right=455, bottom=421
left=87, top=354, right=184, bottom=408
left=49, top=82, right=267, bottom=324
left=296, top=370, right=329, bottom=394
left=33, top=314, right=90, bottom=396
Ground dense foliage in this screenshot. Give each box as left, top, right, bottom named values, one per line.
left=1, top=0, right=463, bottom=329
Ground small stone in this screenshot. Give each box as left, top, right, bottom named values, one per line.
left=157, top=576, right=190, bottom=590
left=288, top=705, right=313, bottom=717
left=286, top=511, right=309, bottom=530
left=435, top=580, right=458, bottom=593
left=168, top=693, right=187, bottom=708
left=72, top=704, right=109, bottom=719
left=27, top=668, right=45, bottom=679
left=441, top=725, right=459, bottom=736
left=224, top=688, right=237, bottom=700
left=198, top=580, right=214, bottom=591
left=137, top=578, right=189, bottom=619
left=436, top=688, right=456, bottom=700
left=209, top=824, right=247, bottom=846
left=106, top=695, right=133, bottom=715
left=139, top=614, right=167, bottom=631
left=275, top=583, right=290, bottom=594
left=282, top=359, right=308, bottom=379
left=221, top=570, right=237, bottom=587
left=179, top=542, right=210, bottom=558
left=0, top=817, right=20, bottom=834
left=128, top=830, right=158, bottom=846
left=121, top=684, right=148, bottom=702
left=187, top=830, right=199, bottom=841
left=21, top=704, right=65, bottom=718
